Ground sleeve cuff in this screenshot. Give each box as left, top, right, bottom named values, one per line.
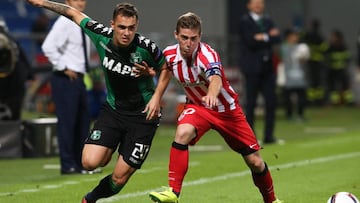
left=54, top=61, right=66, bottom=71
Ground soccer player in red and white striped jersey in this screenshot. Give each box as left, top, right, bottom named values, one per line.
left=149, top=12, right=282, bottom=203
left=164, top=42, right=239, bottom=112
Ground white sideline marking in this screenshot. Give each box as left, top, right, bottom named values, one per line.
left=98, top=151, right=360, bottom=202
left=63, top=181, right=79, bottom=185
left=299, top=135, right=360, bottom=148
left=42, top=185, right=61, bottom=189
left=304, top=127, right=346, bottom=134
left=136, top=167, right=162, bottom=174
left=18, top=189, right=39, bottom=193
left=189, top=145, right=223, bottom=152
left=43, top=164, right=60, bottom=169
left=1, top=152, right=359, bottom=200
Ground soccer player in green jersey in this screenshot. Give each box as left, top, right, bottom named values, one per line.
left=26, top=0, right=171, bottom=202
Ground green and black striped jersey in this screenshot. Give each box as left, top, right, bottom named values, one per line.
left=80, top=18, right=165, bottom=114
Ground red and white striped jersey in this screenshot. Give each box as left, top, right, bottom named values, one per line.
left=163, top=42, right=239, bottom=112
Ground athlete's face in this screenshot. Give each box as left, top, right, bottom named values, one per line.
left=111, top=14, right=138, bottom=47
left=175, top=28, right=201, bottom=58
left=65, top=0, right=86, bottom=12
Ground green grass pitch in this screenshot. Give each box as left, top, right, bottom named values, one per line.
left=0, top=106, right=359, bottom=202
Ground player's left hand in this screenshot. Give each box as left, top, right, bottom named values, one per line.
left=201, top=95, right=219, bottom=109
left=142, top=96, right=161, bottom=120
left=133, top=61, right=156, bottom=77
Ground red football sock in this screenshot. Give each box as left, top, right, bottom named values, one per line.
left=168, top=142, right=189, bottom=195
left=252, top=163, right=276, bottom=203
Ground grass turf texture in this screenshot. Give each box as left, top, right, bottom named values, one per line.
left=0, top=107, right=359, bottom=202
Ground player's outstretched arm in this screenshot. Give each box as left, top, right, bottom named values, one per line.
left=26, top=0, right=88, bottom=25
left=202, top=75, right=221, bottom=108
left=143, top=64, right=171, bottom=120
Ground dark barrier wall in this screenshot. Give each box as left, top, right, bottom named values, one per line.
left=0, top=121, right=23, bottom=158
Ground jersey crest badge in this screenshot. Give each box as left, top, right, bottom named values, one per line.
left=130, top=52, right=142, bottom=64
left=90, top=130, right=102, bottom=141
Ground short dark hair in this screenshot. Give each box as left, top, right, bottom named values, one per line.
left=112, top=2, right=138, bottom=21
left=176, top=12, right=202, bottom=34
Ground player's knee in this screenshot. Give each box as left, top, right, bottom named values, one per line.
left=82, top=155, right=111, bottom=169
left=82, top=158, right=98, bottom=170
left=82, top=144, right=112, bottom=169
left=175, top=124, right=196, bottom=144
left=244, top=153, right=265, bottom=172
left=251, top=159, right=265, bottom=171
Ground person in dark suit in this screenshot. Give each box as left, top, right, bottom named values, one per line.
left=238, top=0, right=281, bottom=144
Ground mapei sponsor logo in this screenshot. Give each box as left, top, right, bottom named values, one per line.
left=102, top=56, right=137, bottom=77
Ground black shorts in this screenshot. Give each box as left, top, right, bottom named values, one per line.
left=85, top=103, right=160, bottom=169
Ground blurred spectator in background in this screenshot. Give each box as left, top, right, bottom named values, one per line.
left=301, top=18, right=328, bottom=106
left=41, top=0, right=92, bottom=175
left=280, top=28, right=310, bottom=121
left=324, top=29, right=352, bottom=105
left=0, top=18, right=33, bottom=120
left=238, top=0, right=282, bottom=144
